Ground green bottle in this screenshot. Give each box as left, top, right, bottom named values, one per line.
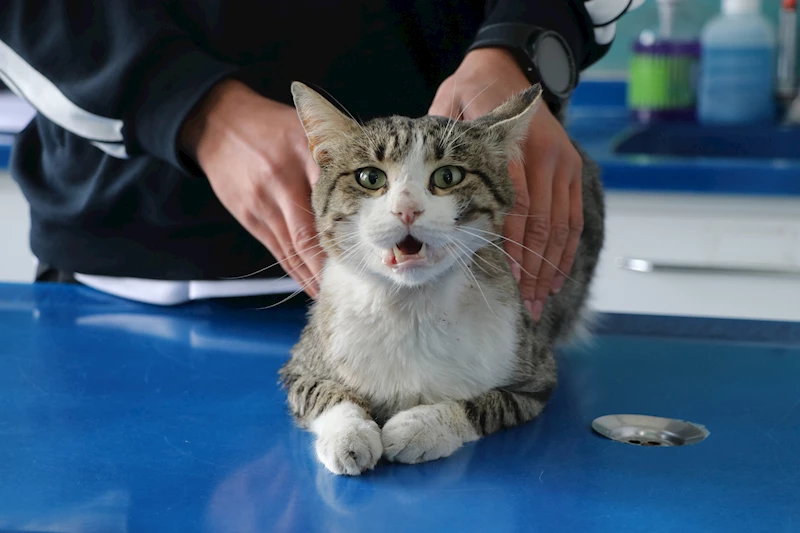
left=628, top=0, right=702, bottom=123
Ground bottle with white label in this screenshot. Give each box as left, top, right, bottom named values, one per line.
left=697, top=0, right=777, bottom=124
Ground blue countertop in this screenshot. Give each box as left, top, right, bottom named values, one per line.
left=0, top=133, right=13, bottom=170
left=1, top=282, right=798, bottom=532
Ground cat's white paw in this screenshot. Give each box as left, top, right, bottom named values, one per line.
left=382, top=403, right=475, bottom=464
left=312, top=403, right=382, bottom=476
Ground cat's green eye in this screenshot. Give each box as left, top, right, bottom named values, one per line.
left=355, top=167, right=387, bottom=190
left=431, top=166, right=465, bottom=190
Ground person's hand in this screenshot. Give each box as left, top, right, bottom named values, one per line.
left=429, top=48, right=583, bottom=321
left=180, top=79, right=323, bottom=298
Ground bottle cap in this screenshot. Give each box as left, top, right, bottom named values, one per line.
left=783, top=0, right=797, bottom=10
left=722, top=0, right=761, bottom=15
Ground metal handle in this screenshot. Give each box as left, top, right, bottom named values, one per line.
left=616, top=257, right=800, bottom=278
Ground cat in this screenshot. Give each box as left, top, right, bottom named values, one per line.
left=279, top=81, right=605, bottom=476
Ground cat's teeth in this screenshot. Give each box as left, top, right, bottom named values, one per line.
left=391, top=242, right=426, bottom=265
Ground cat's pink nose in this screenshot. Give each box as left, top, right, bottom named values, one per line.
left=393, top=207, right=424, bottom=226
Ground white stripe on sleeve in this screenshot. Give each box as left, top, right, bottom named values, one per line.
left=584, top=0, right=646, bottom=45
left=91, top=141, right=130, bottom=159
left=0, top=38, right=128, bottom=157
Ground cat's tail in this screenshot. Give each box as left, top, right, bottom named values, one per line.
left=554, top=300, right=601, bottom=351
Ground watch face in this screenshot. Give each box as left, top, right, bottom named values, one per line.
left=534, top=34, right=574, bottom=97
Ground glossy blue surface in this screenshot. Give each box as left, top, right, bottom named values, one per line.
left=1, top=282, right=798, bottom=532
left=0, top=133, right=12, bottom=170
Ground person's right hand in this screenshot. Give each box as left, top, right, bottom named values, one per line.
left=180, top=79, right=323, bottom=298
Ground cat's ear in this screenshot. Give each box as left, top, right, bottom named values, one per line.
left=478, top=84, right=543, bottom=159
left=291, top=81, right=360, bottom=166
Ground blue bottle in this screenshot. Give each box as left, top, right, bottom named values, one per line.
left=698, top=0, right=777, bottom=124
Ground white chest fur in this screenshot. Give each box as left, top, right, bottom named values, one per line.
left=319, top=261, right=519, bottom=418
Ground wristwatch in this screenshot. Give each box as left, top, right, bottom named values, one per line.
left=467, top=23, right=578, bottom=115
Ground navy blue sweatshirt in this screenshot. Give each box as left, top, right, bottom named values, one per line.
left=0, top=1, right=619, bottom=280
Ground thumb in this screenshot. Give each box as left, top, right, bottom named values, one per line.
left=428, top=100, right=461, bottom=119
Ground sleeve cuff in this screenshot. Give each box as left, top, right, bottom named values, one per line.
left=130, top=44, right=239, bottom=176
left=478, top=0, right=596, bottom=70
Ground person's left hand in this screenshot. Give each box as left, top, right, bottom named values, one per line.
left=428, top=48, right=584, bottom=322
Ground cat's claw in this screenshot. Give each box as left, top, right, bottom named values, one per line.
left=381, top=404, right=469, bottom=464
left=315, top=418, right=383, bottom=476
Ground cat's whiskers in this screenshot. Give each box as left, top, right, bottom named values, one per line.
left=314, top=86, right=378, bottom=153
left=260, top=244, right=330, bottom=280
left=290, top=200, right=315, bottom=216
left=253, top=270, right=321, bottom=310
left=455, top=194, right=477, bottom=219
left=446, top=121, right=481, bottom=150
left=446, top=236, right=487, bottom=275
left=253, top=238, right=367, bottom=310
left=458, top=226, right=577, bottom=282
left=354, top=245, right=373, bottom=279
left=455, top=77, right=499, bottom=123
left=498, top=211, right=550, bottom=219
left=443, top=240, right=497, bottom=317
left=443, top=77, right=500, bottom=145
left=442, top=77, right=502, bottom=151
left=221, top=231, right=359, bottom=281
left=448, top=235, right=502, bottom=277
left=329, top=238, right=378, bottom=285
left=335, top=239, right=369, bottom=268
left=253, top=242, right=371, bottom=311
left=454, top=226, right=538, bottom=280
left=217, top=246, right=322, bottom=281
left=443, top=72, right=459, bottom=145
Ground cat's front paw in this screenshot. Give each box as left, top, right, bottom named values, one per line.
left=382, top=403, right=475, bottom=464
left=314, top=417, right=382, bottom=476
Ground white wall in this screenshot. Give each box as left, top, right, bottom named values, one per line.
left=0, top=172, right=34, bottom=282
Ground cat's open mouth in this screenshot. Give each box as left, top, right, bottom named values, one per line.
left=383, top=235, right=428, bottom=268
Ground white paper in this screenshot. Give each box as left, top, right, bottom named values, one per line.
left=0, top=91, right=36, bottom=133
left=74, top=273, right=302, bottom=306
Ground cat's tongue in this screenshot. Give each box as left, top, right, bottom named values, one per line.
left=396, top=236, right=423, bottom=255
left=383, top=236, right=427, bottom=266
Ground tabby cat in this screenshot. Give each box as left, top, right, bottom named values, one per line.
left=280, top=82, right=604, bottom=475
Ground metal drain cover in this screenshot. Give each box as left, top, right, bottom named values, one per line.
left=592, top=414, right=709, bottom=447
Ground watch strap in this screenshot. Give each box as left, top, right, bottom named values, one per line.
left=467, top=23, right=575, bottom=115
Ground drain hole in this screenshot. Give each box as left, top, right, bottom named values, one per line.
left=626, top=438, right=665, bottom=447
